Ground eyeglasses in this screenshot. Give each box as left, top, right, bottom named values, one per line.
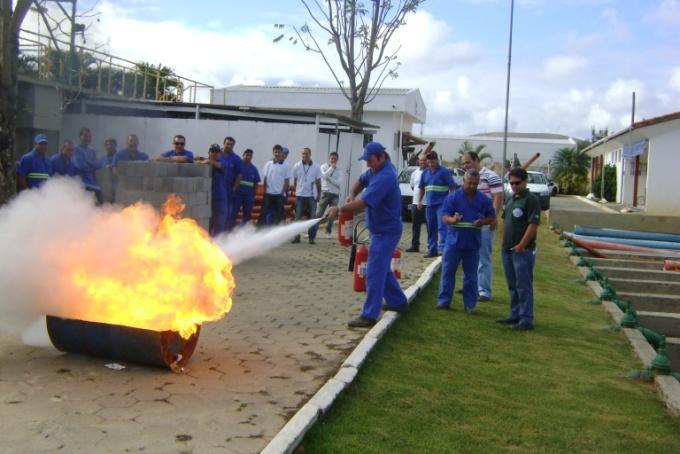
left=174, top=142, right=185, bottom=145
left=509, top=181, right=523, bottom=186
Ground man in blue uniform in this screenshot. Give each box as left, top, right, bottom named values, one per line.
left=437, top=169, right=496, bottom=312
left=112, top=134, right=149, bottom=168
left=204, top=144, right=229, bottom=236
left=50, top=139, right=79, bottom=177
left=221, top=136, right=243, bottom=232
left=157, top=134, right=194, bottom=163
left=99, top=138, right=118, bottom=167
left=230, top=148, right=260, bottom=227
left=73, top=127, right=104, bottom=201
left=417, top=151, right=456, bottom=258
left=17, top=133, right=52, bottom=190
left=328, top=142, right=408, bottom=328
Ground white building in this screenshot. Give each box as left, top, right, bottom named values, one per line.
left=583, top=111, right=680, bottom=216
left=211, top=85, right=427, bottom=169
left=424, top=132, right=577, bottom=175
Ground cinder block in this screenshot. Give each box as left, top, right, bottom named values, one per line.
left=117, top=161, right=146, bottom=177
left=179, top=164, right=210, bottom=178
left=118, top=176, right=143, bottom=191
left=196, top=178, right=211, bottom=192
left=189, top=204, right=211, bottom=219
left=116, top=189, right=145, bottom=206
left=197, top=217, right=210, bottom=231
left=193, top=191, right=209, bottom=205
left=143, top=177, right=156, bottom=191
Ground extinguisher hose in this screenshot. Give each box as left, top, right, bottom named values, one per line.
left=348, top=217, right=369, bottom=272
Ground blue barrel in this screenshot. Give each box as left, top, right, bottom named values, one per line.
left=46, top=316, right=200, bottom=370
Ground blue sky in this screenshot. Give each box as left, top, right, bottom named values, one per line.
left=28, top=0, right=680, bottom=138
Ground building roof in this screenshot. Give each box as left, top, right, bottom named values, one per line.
left=471, top=132, right=573, bottom=141
left=583, top=111, right=680, bottom=156
left=226, top=85, right=416, bottom=95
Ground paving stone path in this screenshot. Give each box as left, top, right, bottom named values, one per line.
left=0, top=228, right=433, bottom=453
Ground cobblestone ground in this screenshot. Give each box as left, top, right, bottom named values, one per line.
left=0, top=226, right=433, bottom=453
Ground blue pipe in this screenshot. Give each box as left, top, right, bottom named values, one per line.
left=575, top=225, right=680, bottom=244
left=571, top=234, right=680, bottom=251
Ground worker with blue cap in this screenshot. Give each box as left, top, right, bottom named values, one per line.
left=327, top=141, right=408, bottom=328
left=417, top=150, right=456, bottom=258
left=17, top=133, right=53, bottom=190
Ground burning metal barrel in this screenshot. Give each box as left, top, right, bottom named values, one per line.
left=46, top=316, right=200, bottom=371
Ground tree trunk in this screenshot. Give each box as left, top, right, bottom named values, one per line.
left=0, top=0, right=32, bottom=205
left=350, top=98, right=365, bottom=122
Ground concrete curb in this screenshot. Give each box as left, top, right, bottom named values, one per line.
left=575, top=195, right=619, bottom=214
left=567, top=246, right=680, bottom=417
left=261, top=257, right=442, bottom=454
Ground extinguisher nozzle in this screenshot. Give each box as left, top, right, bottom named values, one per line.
left=348, top=244, right=357, bottom=272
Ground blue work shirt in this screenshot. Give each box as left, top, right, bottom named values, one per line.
left=99, top=153, right=116, bottom=167
left=419, top=165, right=455, bottom=206
left=49, top=153, right=79, bottom=177
left=160, top=149, right=194, bottom=163
left=17, top=150, right=52, bottom=188
left=74, top=145, right=102, bottom=188
left=237, top=162, right=260, bottom=197
left=222, top=152, right=244, bottom=193
left=358, top=161, right=402, bottom=235
left=442, top=188, right=496, bottom=250
left=112, top=149, right=149, bottom=166
left=211, top=156, right=230, bottom=203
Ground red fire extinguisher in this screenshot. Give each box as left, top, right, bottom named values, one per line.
left=353, top=243, right=369, bottom=292
left=338, top=211, right=353, bottom=246
left=391, top=248, right=402, bottom=279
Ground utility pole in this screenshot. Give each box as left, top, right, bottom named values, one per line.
left=501, top=0, right=515, bottom=184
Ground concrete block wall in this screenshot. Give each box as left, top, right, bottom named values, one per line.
left=116, top=162, right=212, bottom=231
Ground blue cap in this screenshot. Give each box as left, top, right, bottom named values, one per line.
left=34, top=133, right=48, bottom=144
left=358, top=141, right=385, bottom=160
left=281, top=147, right=289, bottom=154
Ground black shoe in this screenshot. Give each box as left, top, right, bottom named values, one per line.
left=456, top=289, right=464, bottom=294
left=423, top=253, right=438, bottom=258
left=405, top=246, right=419, bottom=253
left=478, top=294, right=491, bottom=302
left=347, top=317, right=377, bottom=328
left=496, top=317, right=519, bottom=324
left=511, top=323, right=534, bottom=331
left=308, top=239, right=315, bottom=244
left=291, top=237, right=300, bottom=244
left=436, top=304, right=451, bottom=310
left=382, top=304, right=409, bottom=314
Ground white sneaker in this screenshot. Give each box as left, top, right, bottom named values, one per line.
left=326, top=232, right=332, bottom=239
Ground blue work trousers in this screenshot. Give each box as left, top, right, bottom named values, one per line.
left=477, top=226, right=495, bottom=298
left=438, top=246, right=480, bottom=310
left=209, top=203, right=228, bottom=237
left=425, top=204, right=446, bottom=255
left=361, top=232, right=408, bottom=320
left=230, top=192, right=255, bottom=227
left=502, top=248, right=537, bottom=325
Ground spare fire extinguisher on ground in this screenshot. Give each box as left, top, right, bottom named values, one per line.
left=353, top=243, right=369, bottom=292
left=391, top=247, right=402, bottom=279
left=350, top=217, right=402, bottom=292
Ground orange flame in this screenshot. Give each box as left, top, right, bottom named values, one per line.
left=66, top=194, right=234, bottom=338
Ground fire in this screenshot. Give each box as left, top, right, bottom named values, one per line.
left=65, top=194, right=234, bottom=338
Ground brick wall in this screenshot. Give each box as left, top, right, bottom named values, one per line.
left=116, top=162, right=212, bottom=230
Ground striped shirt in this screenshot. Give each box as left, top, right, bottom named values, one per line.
left=478, top=167, right=503, bottom=199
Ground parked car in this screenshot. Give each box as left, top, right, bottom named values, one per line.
left=398, top=166, right=464, bottom=221
left=504, top=170, right=551, bottom=210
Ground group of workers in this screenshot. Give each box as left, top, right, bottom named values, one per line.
left=333, top=142, right=539, bottom=331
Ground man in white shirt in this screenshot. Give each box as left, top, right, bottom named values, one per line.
left=406, top=154, right=428, bottom=252
left=257, top=144, right=291, bottom=226
left=291, top=147, right=323, bottom=243
left=314, top=151, right=343, bottom=238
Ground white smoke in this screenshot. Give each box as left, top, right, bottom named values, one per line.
left=214, top=218, right=322, bottom=265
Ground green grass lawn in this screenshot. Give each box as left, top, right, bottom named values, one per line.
left=302, top=221, right=680, bottom=453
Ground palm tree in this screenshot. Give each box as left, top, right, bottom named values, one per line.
left=551, top=147, right=590, bottom=195
left=458, top=140, right=492, bottom=166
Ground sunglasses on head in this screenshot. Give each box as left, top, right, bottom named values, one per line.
left=509, top=180, right=523, bottom=186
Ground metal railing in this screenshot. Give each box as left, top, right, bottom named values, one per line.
left=17, top=29, right=213, bottom=103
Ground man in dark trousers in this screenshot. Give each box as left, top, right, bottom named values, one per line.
left=497, top=168, right=540, bottom=331
left=406, top=154, right=428, bottom=252
left=328, top=142, right=408, bottom=328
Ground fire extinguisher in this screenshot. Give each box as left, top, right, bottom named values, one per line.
left=391, top=248, right=402, bottom=279
left=353, top=243, right=369, bottom=292
left=338, top=211, right=353, bottom=246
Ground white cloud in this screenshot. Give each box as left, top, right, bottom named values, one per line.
left=603, top=78, right=644, bottom=111
left=540, top=55, right=588, bottom=80
left=669, top=67, right=680, bottom=92
left=646, top=0, right=680, bottom=26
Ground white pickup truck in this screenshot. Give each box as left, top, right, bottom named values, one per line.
left=398, top=166, right=465, bottom=221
